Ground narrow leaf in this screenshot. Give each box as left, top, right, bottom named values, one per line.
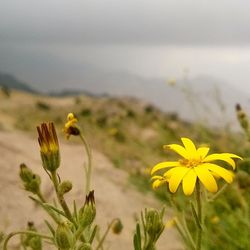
left=90, top=225, right=98, bottom=244
left=44, top=220, right=55, bottom=237
left=73, top=200, right=78, bottom=223
left=44, top=204, right=66, bottom=218
left=190, top=202, right=202, bottom=230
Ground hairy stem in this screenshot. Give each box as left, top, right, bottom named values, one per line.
left=51, top=171, right=75, bottom=225
left=195, top=181, right=202, bottom=250
left=3, top=231, right=52, bottom=250
left=37, top=189, right=46, bottom=203
left=170, top=196, right=195, bottom=249
left=95, top=218, right=119, bottom=250
left=79, top=131, right=92, bottom=195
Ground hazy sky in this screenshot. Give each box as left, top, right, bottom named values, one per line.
left=1, top=0, right=250, bottom=93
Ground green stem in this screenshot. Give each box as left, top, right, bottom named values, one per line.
left=195, top=181, right=202, bottom=250
left=51, top=171, right=75, bottom=225
left=170, top=196, right=195, bottom=249
left=3, top=231, right=52, bottom=250
left=79, top=131, right=92, bottom=195
left=182, top=212, right=196, bottom=249
left=190, top=202, right=202, bottom=230
left=29, top=196, right=61, bottom=224
left=36, top=190, right=62, bottom=223
left=95, top=218, right=118, bottom=250
left=37, top=189, right=46, bottom=203
left=75, top=226, right=87, bottom=242
left=174, top=219, right=189, bottom=246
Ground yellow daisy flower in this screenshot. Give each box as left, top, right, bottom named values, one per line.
left=63, top=112, right=79, bottom=139
left=151, top=137, right=242, bottom=196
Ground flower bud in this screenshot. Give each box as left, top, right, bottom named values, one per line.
left=165, top=216, right=177, bottom=229
left=19, top=164, right=41, bottom=194
left=77, top=243, right=92, bottom=250
left=20, top=163, right=33, bottom=182
left=79, top=190, right=96, bottom=228
left=112, top=219, right=123, bottom=234
left=58, top=181, right=73, bottom=196
left=236, top=103, right=249, bottom=131
left=37, top=122, right=60, bottom=172
left=21, top=222, right=42, bottom=250
left=28, top=236, right=42, bottom=250
left=55, top=223, right=75, bottom=250
left=144, top=209, right=165, bottom=243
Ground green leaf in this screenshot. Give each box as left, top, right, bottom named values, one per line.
left=133, top=223, right=141, bottom=250
left=44, top=204, right=66, bottom=218
left=73, top=200, right=78, bottom=223
left=29, top=196, right=60, bottom=223
left=44, top=220, right=55, bottom=237
left=89, top=225, right=98, bottom=244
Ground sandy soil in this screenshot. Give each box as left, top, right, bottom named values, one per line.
left=0, top=130, right=183, bottom=250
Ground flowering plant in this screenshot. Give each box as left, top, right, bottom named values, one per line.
left=151, top=137, right=242, bottom=250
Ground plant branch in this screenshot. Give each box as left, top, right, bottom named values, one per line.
left=51, top=171, right=75, bottom=225
left=195, top=181, right=202, bottom=250
left=79, top=131, right=92, bottom=195
left=3, top=231, right=52, bottom=250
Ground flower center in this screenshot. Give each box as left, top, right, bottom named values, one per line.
left=179, top=158, right=201, bottom=168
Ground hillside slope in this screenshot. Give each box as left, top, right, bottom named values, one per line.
left=0, top=88, right=246, bottom=249
left=0, top=72, right=35, bottom=93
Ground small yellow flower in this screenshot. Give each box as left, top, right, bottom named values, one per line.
left=165, top=216, right=177, bottom=229
left=166, top=78, right=176, bottom=86
left=63, top=113, right=79, bottom=139
left=210, top=216, right=220, bottom=224
left=108, top=127, right=118, bottom=136
left=37, top=122, right=60, bottom=171
left=151, top=137, right=242, bottom=196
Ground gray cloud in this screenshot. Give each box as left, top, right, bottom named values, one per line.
left=1, top=0, right=250, bottom=46
left=1, top=0, right=250, bottom=96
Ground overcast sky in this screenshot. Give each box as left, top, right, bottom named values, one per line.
left=1, top=0, right=250, bottom=93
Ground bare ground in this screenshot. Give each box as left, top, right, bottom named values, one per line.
left=0, top=130, right=183, bottom=250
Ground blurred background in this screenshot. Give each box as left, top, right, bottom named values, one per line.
left=1, top=0, right=250, bottom=126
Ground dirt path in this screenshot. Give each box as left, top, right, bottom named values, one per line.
left=0, top=130, right=183, bottom=250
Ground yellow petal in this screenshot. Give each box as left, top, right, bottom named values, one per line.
left=221, top=153, right=242, bottom=159
left=151, top=175, right=168, bottom=189
left=182, top=169, right=197, bottom=196
left=194, top=167, right=218, bottom=193
left=203, top=153, right=238, bottom=169
left=152, top=179, right=165, bottom=189
left=181, top=138, right=198, bottom=158
left=211, top=172, right=221, bottom=179
left=169, top=167, right=190, bottom=193
left=164, top=144, right=189, bottom=159
left=201, top=163, right=234, bottom=183
left=197, top=147, right=210, bottom=159
left=151, top=175, right=164, bottom=180
left=151, top=161, right=180, bottom=175
left=163, top=167, right=180, bottom=180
